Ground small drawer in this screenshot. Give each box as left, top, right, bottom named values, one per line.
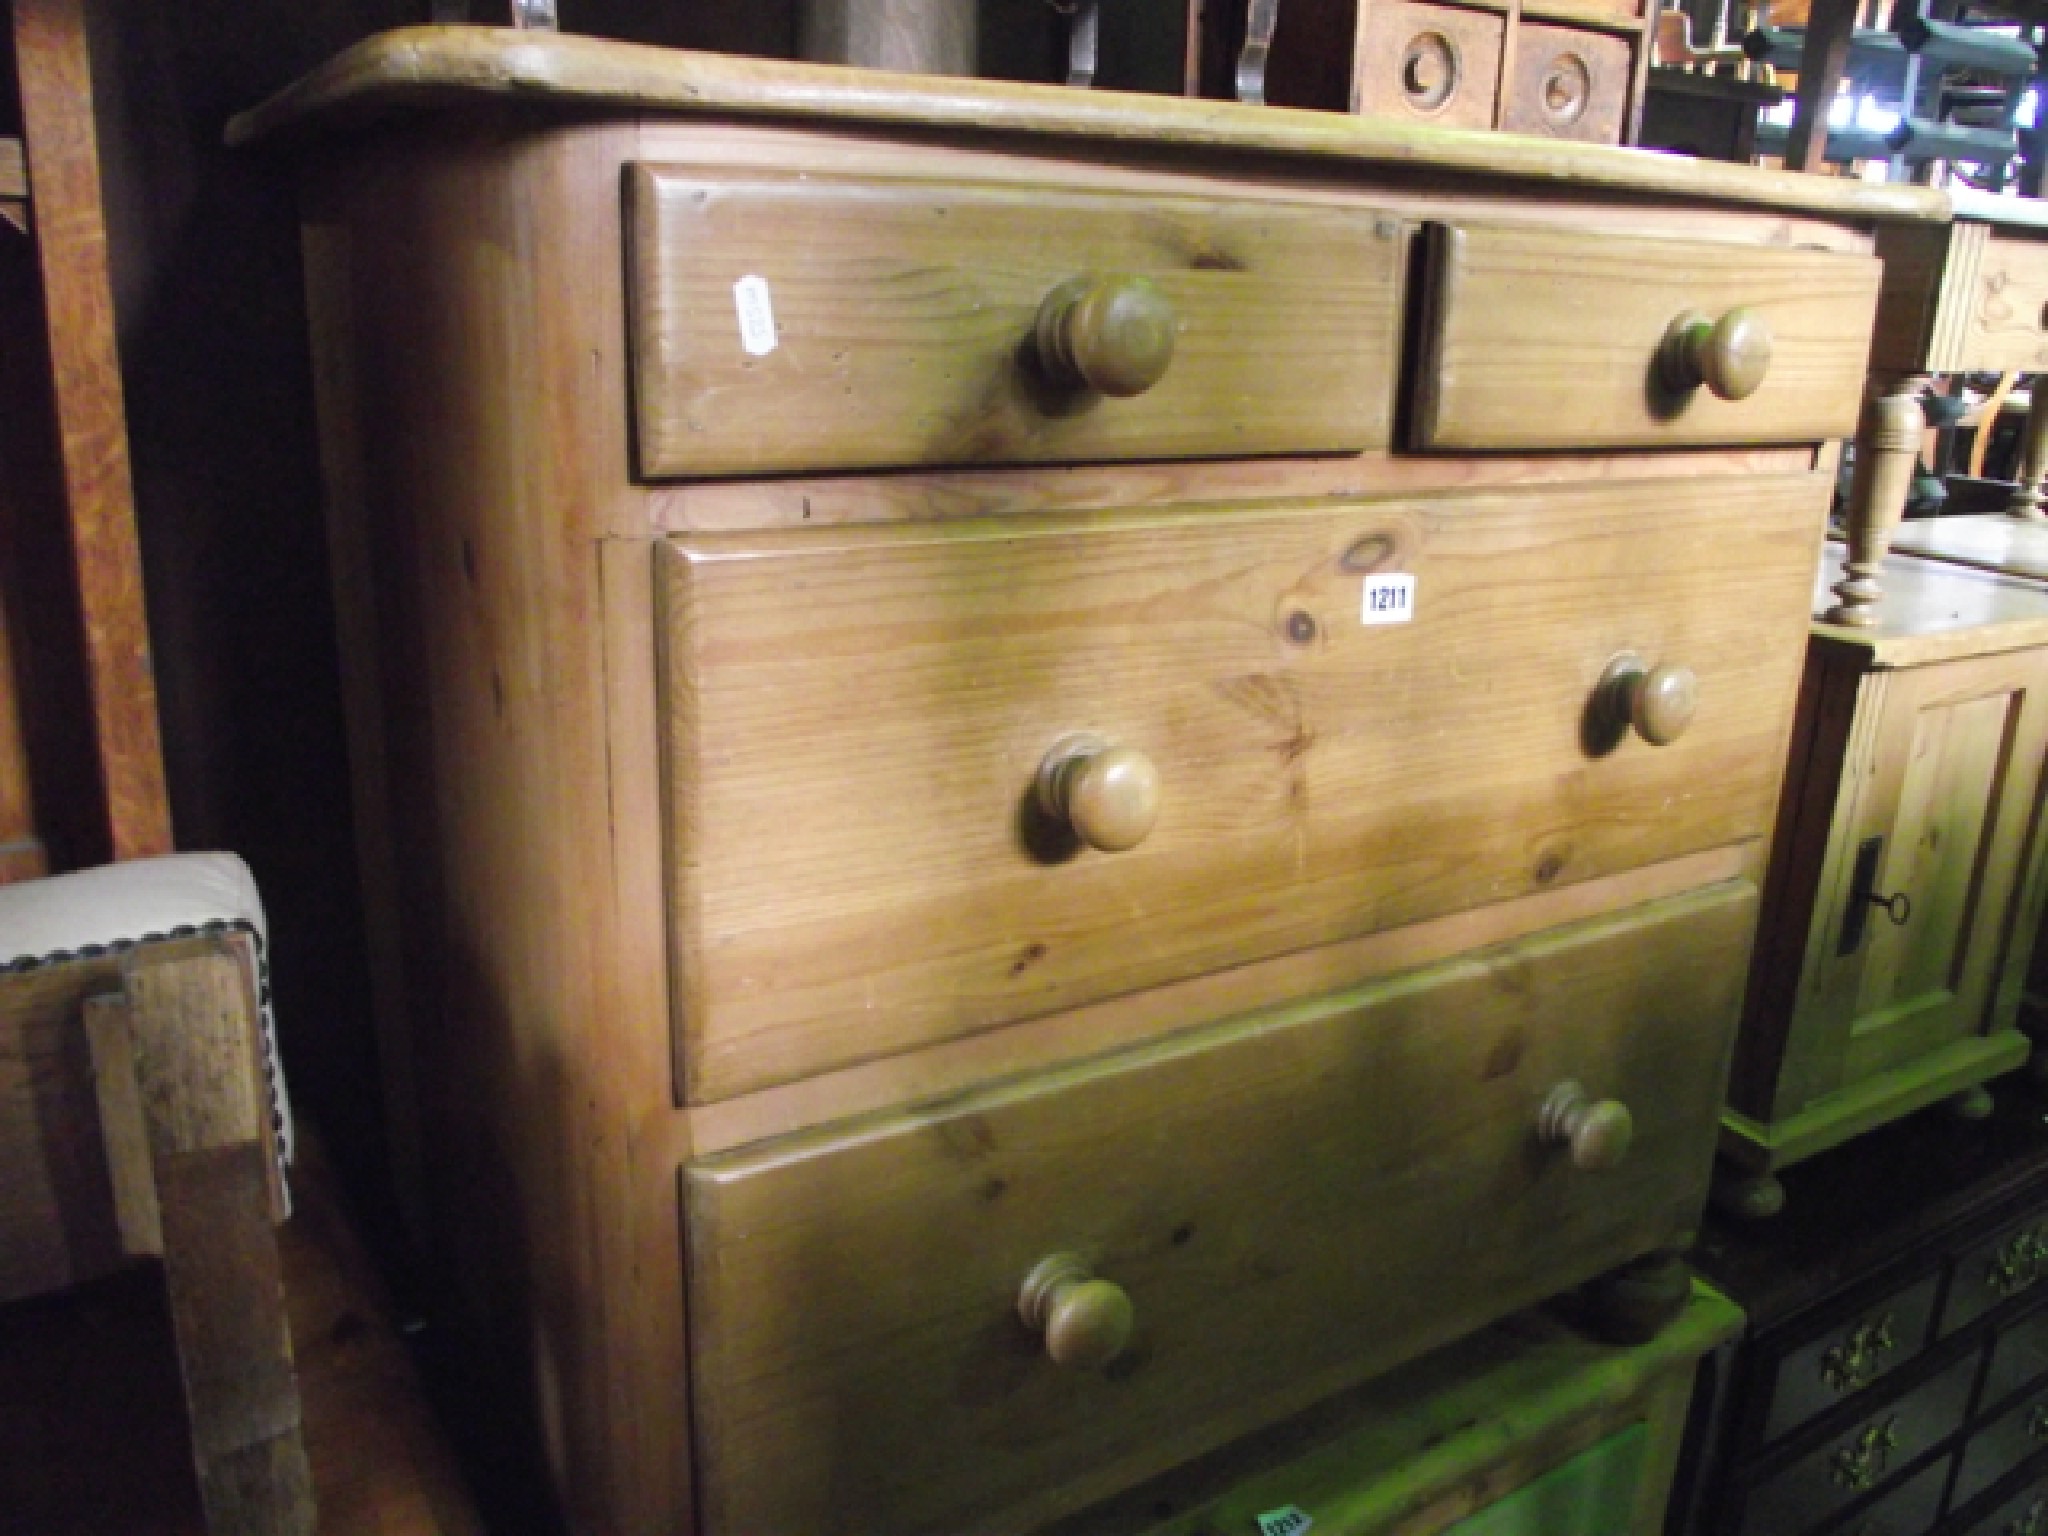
left=1500, top=23, right=1633, bottom=144
left=684, top=884, right=1753, bottom=1536
left=1353, top=0, right=1504, bottom=129
left=660, top=474, right=1821, bottom=1098
left=1959, top=1384, right=2048, bottom=1508
left=1743, top=1355, right=1974, bottom=1534
left=1955, top=1471, right=2048, bottom=1536
left=1984, top=1302, right=2048, bottom=1411
left=1762, top=1272, right=1941, bottom=1443
left=1957, top=232, right=2048, bottom=375
left=1947, top=1220, right=2048, bottom=1335
left=1412, top=222, right=1882, bottom=451
left=626, top=168, right=1404, bottom=478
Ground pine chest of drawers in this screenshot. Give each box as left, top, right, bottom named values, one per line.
left=235, top=28, right=1943, bottom=1536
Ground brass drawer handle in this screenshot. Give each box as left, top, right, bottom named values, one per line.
left=1037, top=734, right=1162, bottom=853
left=1019, top=1253, right=1133, bottom=1371
left=2028, top=1403, right=2048, bottom=1443
left=1034, top=274, right=1178, bottom=398
left=1536, top=1081, right=1633, bottom=1172
left=1599, top=653, right=1699, bottom=747
left=1820, top=1313, right=1897, bottom=1394
left=1828, top=1415, right=1899, bottom=1492
left=1658, top=307, right=1773, bottom=401
left=2004, top=1499, right=2047, bottom=1536
left=1988, top=1228, right=2048, bottom=1297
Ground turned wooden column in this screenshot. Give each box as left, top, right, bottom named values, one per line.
left=799, top=0, right=977, bottom=74
left=1826, top=382, right=1926, bottom=627
left=2009, top=379, right=2048, bottom=520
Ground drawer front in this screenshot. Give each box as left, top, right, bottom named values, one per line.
left=627, top=168, right=1404, bottom=478
left=1955, top=231, right=2048, bottom=374
left=1499, top=23, right=1632, bottom=144
left=1800, top=1454, right=1948, bottom=1536
left=660, top=474, right=1821, bottom=1099
left=1443, top=1424, right=1646, bottom=1534
left=1413, top=223, right=1881, bottom=451
left=1957, top=1473, right=2048, bottom=1536
left=684, top=884, right=1753, bottom=1536
left=1986, top=1303, right=2048, bottom=1411
left=1744, top=1354, right=1973, bottom=1534
left=1763, top=1272, right=1942, bottom=1443
left=1961, top=1385, right=2048, bottom=1507
left=1948, top=1220, right=2048, bottom=1334
left=1354, top=0, right=1505, bottom=128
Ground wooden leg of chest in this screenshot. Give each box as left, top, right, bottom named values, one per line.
left=1827, top=383, right=1928, bottom=627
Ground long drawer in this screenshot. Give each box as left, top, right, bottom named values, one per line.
left=658, top=473, right=1823, bottom=1099
left=682, top=881, right=1755, bottom=1536
left=627, top=168, right=1405, bottom=478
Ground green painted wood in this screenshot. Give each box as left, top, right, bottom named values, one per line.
left=1442, top=1426, right=1647, bottom=1536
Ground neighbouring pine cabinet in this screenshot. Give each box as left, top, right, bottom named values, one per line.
left=1723, top=548, right=2048, bottom=1217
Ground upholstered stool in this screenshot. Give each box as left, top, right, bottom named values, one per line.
left=0, top=854, right=313, bottom=1534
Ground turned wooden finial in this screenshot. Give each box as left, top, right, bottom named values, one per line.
left=1826, top=386, right=1925, bottom=628
left=2009, top=380, right=2048, bottom=520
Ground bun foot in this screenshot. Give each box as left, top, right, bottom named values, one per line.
left=1711, top=1167, right=1786, bottom=1222
left=1575, top=1248, right=1690, bottom=1346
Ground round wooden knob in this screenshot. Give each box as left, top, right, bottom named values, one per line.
left=1019, top=1254, right=1133, bottom=1371
left=1658, top=307, right=1773, bottom=401
left=1601, top=655, right=1697, bottom=747
left=1537, top=1081, right=1634, bottom=1173
left=1034, top=274, right=1177, bottom=398
left=1036, top=734, right=1161, bottom=852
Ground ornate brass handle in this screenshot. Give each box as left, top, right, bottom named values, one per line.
left=1828, top=1416, right=1899, bottom=1492
left=2005, top=1497, right=2048, bottom=1536
left=1036, top=734, right=1162, bottom=852
left=1988, top=1228, right=2048, bottom=1298
left=1034, top=274, right=1177, bottom=398
left=1018, top=1253, right=1133, bottom=1370
left=1820, top=1313, right=1897, bottom=1394
left=1658, top=307, right=1773, bottom=401
left=2028, top=1403, right=2048, bottom=1443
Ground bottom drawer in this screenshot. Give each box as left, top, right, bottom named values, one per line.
left=683, top=881, right=1756, bottom=1535
left=1444, top=1425, right=1646, bottom=1535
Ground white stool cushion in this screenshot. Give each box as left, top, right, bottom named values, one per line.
left=0, top=853, right=292, bottom=1168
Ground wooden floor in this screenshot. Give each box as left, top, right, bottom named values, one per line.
left=0, top=1133, right=486, bottom=1536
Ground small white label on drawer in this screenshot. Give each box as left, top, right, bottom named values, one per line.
left=1361, top=573, right=1415, bottom=625
left=1256, top=1509, right=1312, bottom=1536
left=733, top=275, right=778, bottom=357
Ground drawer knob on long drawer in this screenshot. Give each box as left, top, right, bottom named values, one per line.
left=1537, top=1080, right=1634, bottom=1172
left=1018, top=1254, right=1134, bottom=1370
left=1600, top=655, right=1698, bottom=747
left=1036, top=734, right=1161, bottom=852
left=1657, top=307, right=1772, bottom=402
left=1033, top=274, right=1177, bottom=398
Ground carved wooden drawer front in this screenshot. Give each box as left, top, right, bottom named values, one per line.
left=1742, top=1353, right=1974, bottom=1533
left=1499, top=23, right=1632, bottom=144
left=626, top=169, right=1404, bottom=478
left=682, top=883, right=1752, bottom=1536
left=1763, top=1271, right=1941, bottom=1443
left=1412, top=223, right=1882, bottom=451
left=658, top=473, right=1819, bottom=1100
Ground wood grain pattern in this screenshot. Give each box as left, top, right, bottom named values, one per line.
left=12, top=0, right=171, bottom=861
left=1414, top=222, right=1881, bottom=450
left=660, top=473, right=1822, bottom=1101
left=683, top=884, right=1755, bottom=1536
left=628, top=168, right=1404, bottom=478
left=1953, top=231, right=2048, bottom=374
left=224, top=27, right=1949, bottom=223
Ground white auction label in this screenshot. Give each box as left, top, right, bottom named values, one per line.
left=733, top=274, right=778, bottom=357
left=1256, top=1508, right=1313, bottom=1536
left=1361, top=572, right=1416, bottom=626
